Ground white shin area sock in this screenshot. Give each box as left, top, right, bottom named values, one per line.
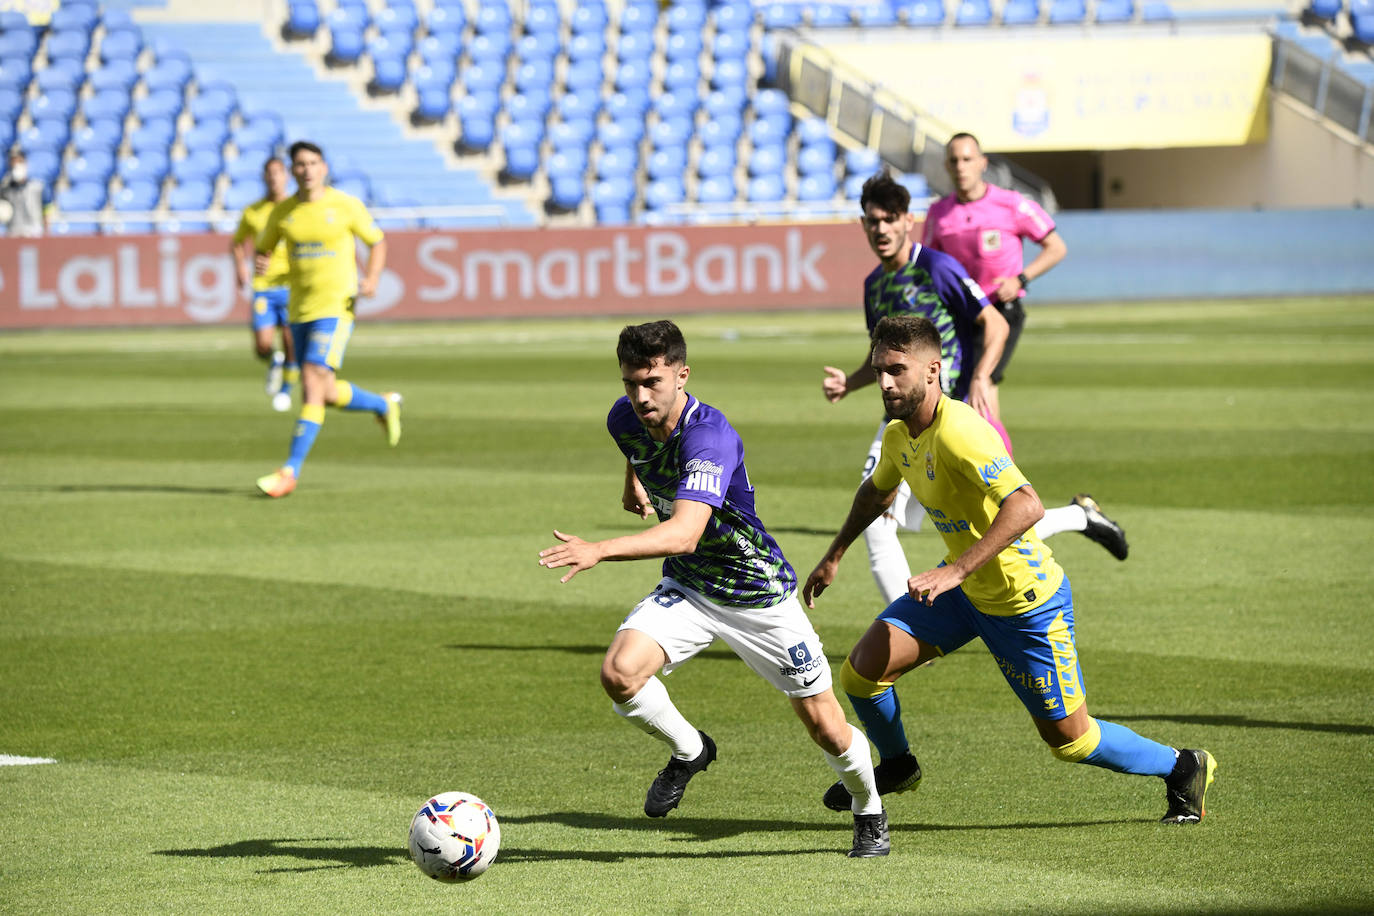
left=863, top=514, right=911, bottom=605
left=825, top=724, right=882, bottom=815
left=1034, top=503, right=1087, bottom=540
left=613, top=675, right=703, bottom=760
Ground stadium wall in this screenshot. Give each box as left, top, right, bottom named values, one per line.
left=2, top=210, right=1371, bottom=329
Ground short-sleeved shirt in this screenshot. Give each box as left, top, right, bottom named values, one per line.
left=256, top=187, right=383, bottom=323
left=608, top=394, right=797, bottom=608
left=870, top=395, right=1063, bottom=616
left=863, top=244, right=992, bottom=401
left=233, top=197, right=291, bottom=291
left=921, top=184, right=1055, bottom=299
left=1, top=177, right=45, bottom=237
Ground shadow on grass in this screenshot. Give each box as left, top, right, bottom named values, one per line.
left=1103, top=712, right=1374, bottom=736
left=154, top=838, right=408, bottom=874
left=5, top=483, right=246, bottom=496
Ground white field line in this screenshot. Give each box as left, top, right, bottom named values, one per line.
left=0, top=754, right=56, bottom=766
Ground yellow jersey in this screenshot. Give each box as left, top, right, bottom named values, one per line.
left=256, top=187, right=384, bottom=323
left=871, top=396, right=1064, bottom=616
left=232, top=197, right=291, bottom=291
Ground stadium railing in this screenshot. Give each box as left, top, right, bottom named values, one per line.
left=1272, top=24, right=1374, bottom=140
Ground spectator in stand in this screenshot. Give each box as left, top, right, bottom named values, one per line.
left=1, top=149, right=47, bottom=237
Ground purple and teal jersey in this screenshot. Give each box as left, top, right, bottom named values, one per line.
left=863, top=243, right=991, bottom=401
left=607, top=394, right=797, bottom=608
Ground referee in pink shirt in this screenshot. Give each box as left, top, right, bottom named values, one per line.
left=923, top=133, right=1127, bottom=562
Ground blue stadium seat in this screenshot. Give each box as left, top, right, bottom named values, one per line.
left=1141, top=2, right=1174, bottom=20
left=172, top=150, right=223, bottom=184
left=45, top=30, right=91, bottom=64
left=73, top=119, right=124, bottom=155
left=419, top=32, right=461, bottom=64
left=516, top=32, right=560, bottom=63
left=547, top=173, right=584, bottom=212
left=598, top=118, right=644, bottom=148
left=226, top=154, right=270, bottom=182
left=666, top=3, right=708, bottom=30
left=747, top=173, right=785, bottom=203
left=565, top=59, right=604, bottom=92
left=558, top=89, right=601, bottom=121
left=571, top=4, right=610, bottom=34
left=328, top=25, right=365, bottom=65
left=593, top=177, right=633, bottom=224
left=286, top=1, right=321, bottom=38
left=654, top=89, right=699, bottom=120
left=31, top=90, right=79, bottom=123
left=547, top=147, right=589, bottom=179
left=647, top=146, right=688, bottom=181
left=650, top=115, right=694, bottom=150
left=0, top=121, right=12, bottom=153
left=567, top=32, right=606, bottom=62
left=184, top=121, right=229, bottom=153
left=329, top=0, right=369, bottom=29
left=844, top=147, right=883, bottom=176
left=857, top=2, right=900, bottom=24
left=331, top=170, right=371, bottom=201
left=461, top=60, right=506, bottom=93
left=241, top=113, right=284, bottom=148
left=475, top=2, right=513, bottom=33
left=91, top=61, right=139, bottom=93
left=503, top=118, right=545, bottom=147
left=100, top=28, right=143, bottom=65
left=956, top=0, right=994, bottom=24
left=22, top=149, right=60, bottom=185
left=712, top=29, right=751, bottom=63
left=798, top=144, right=836, bottom=176
left=507, top=91, right=551, bottom=123
left=231, top=121, right=278, bottom=152
left=52, top=4, right=99, bottom=31
left=798, top=172, right=838, bottom=202
left=67, top=151, right=116, bottom=186
left=427, top=4, right=465, bottom=35
left=525, top=2, right=562, bottom=35
left=458, top=103, right=497, bottom=151
left=1094, top=0, right=1133, bottom=21
left=133, top=89, right=182, bottom=123
left=145, top=58, right=192, bottom=94
left=614, top=58, right=652, bottom=93
left=0, top=86, right=22, bottom=121
left=0, top=61, right=31, bottom=93
left=763, top=4, right=804, bottom=27
left=1048, top=0, right=1087, bottom=22
left=844, top=172, right=868, bottom=199
left=811, top=3, right=855, bottom=25
left=666, top=64, right=704, bottom=96
left=129, top=118, right=175, bottom=154
left=0, top=26, right=38, bottom=59
left=37, top=59, right=85, bottom=95
left=514, top=59, right=555, bottom=93
left=714, top=3, right=754, bottom=31
left=620, top=1, right=658, bottom=33
left=699, top=115, right=743, bottom=148
left=376, top=4, right=418, bottom=32
left=645, top=177, right=686, bottom=210
left=747, top=144, right=785, bottom=179
left=503, top=142, right=540, bottom=181
left=549, top=117, right=596, bottom=149
left=1002, top=0, right=1041, bottom=22
left=711, top=58, right=749, bottom=91
left=901, top=172, right=931, bottom=196
left=168, top=180, right=214, bottom=211
left=57, top=179, right=108, bottom=215
left=705, top=87, right=748, bottom=121
left=902, top=0, right=947, bottom=23
left=697, top=174, right=735, bottom=204
left=748, top=117, right=788, bottom=149
left=697, top=146, right=737, bottom=179
left=20, top=119, right=70, bottom=154
left=596, top=146, right=638, bottom=180
left=119, top=152, right=170, bottom=185
left=101, top=8, right=136, bottom=31
left=224, top=180, right=265, bottom=210
left=371, top=54, right=407, bottom=93
left=617, top=29, right=654, bottom=63
left=113, top=180, right=161, bottom=212
left=665, top=31, right=703, bottom=63
left=605, top=89, right=650, bottom=120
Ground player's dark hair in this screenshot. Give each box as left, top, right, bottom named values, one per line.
left=288, top=140, right=324, bottom=162
left=262, top=156, right=285, bottom=173
left=946, top=132, right=983, bottom=153
left=617, top=320, right=687, bottom=369
left=871, top=314, right=941, bottom=357
left=859, top=171, right=910, bottom=216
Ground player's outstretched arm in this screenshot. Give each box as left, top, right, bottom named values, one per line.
left=908, top=485, right=1045, bottom=605
left=822, top=358, right=877, bottom=403
left=539, top=499, right=713, bottom=583
left=621, top=461, right=654, bottom=519
left=803, top=478, right=898, bottom=607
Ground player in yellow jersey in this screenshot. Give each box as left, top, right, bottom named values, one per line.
left=253, top=141, right=401, bottom=499
left=231, top=157, right=297, bottom=412
left=804, top=315, right=1217, bottom=825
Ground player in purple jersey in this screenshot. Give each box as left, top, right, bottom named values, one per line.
left=539, top=320, right=889, bottom=857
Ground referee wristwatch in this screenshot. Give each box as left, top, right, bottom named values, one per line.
left=1016, top=272, right=1030, bottom=290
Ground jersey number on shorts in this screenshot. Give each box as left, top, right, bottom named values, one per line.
left=653, top=587, right=687, bottom=607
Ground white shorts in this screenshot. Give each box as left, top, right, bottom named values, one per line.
left=619, top=577, right=832, bottom=698
left=863, top=421, right=923, bottom=531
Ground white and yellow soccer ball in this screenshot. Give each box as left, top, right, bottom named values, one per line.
left=407, top=792, right=501, bottom=882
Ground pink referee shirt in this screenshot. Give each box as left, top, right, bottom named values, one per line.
left=921, top=184, right=1055, bottom=298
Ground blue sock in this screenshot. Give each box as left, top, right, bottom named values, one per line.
left=1082, top=719, right=1177, bottom=776
left=284, top=406, right=324, bottom=476
left=846, top=686, right=910, bottom=760
left=335, top=379, right=387, bottom=414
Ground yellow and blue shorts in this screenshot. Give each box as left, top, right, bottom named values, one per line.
left=289, top=313, right=355, bottom=371
left=878, top=577, right=1085, bottom=720
left=250, top=287, right=290, bottom=332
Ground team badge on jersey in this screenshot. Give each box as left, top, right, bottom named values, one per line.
left=925, top=451, right=935, bottom=480
left=981, top=229, right=1002, bottom=252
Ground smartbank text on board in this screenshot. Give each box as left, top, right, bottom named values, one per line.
left=0, top=223, right=877, bottom=328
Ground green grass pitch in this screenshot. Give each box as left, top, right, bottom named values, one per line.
left=1, top=297, right=1371, bottom=914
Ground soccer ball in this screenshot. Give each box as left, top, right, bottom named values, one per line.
left=407, top=792, right=501, bottom=882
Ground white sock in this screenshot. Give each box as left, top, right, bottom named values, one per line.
left=613, top=676, right=703, bottom=760
left=824, top=724, right=882, bottom=815
left=1034, top=503, right=1087, bottom=540
left=863, top=513, right=911, bottom=605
